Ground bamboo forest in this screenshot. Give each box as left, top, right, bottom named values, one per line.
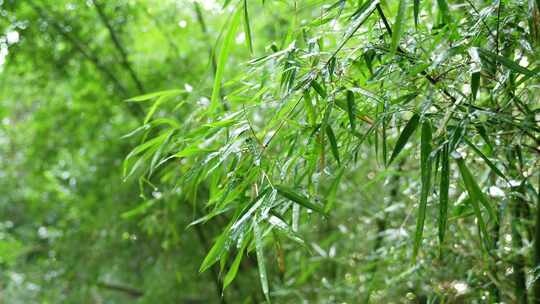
left=1, top=0, right=539, bottom=303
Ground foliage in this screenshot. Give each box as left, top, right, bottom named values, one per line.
left=1, top=0, right=539, bottom=303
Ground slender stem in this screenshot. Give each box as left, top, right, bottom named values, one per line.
left=93, top=0, right=145, bottom=94
left=375, top=4, right=457, bottom=103
left=26, top=0, right=144, bottom=118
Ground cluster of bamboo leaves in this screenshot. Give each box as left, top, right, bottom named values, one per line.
left=123, top=0, right=539, bottom=301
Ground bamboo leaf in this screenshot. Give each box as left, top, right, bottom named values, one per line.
left=454, top=155, right=493, bottom=248
left=311, top=80, right=327, bottom=99
left=437, top=0, right=451, bottom=25
left=346, top=90, right=356, bottom=131
left=413, top=118, right=432, bottom=262
left=463, top=138, right=507, bottom=181
left=471, top=71, right=480, bottom=101
left=223, top=240, right=247, bottom=290
left=242, top=0, right=254, bottom=54
left=438, top=143, right=449, bottom=249
left=254, top=220, right=270, bottom=303
left=275, top=185, right=325, bottom=215
left=413, top=0, right=420, bottom=27
left=199, top=231, right=228, bottom=273
left=304, top=91, right=316, bottom=125
left=389, top=113, right=420, bottom=165
left=478, top=48, right=536, bottom=76
left=391, top=0, right=408, bottom=53
left=210, top=6, right=242, bottom=111
left=325, top=125, right=341, bottom=165
left=125, top=89, right=183, bottom=102
left=332, top=0, right=379, bottom=58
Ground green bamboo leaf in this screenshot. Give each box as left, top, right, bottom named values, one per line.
left=438, top=143, right=449, bottom=249
left=210, top=6, right=242, bottom=111
left=311, top=80, right=327, bottom=99
left=413, top=119, right=432, bottom=262
left=437, top=0, right=451, bottom=25
left=391, top=0, right=408, bottom=53
left=254, top=220, right=270, bottom=303
left=325, top=125, right=341, bottom=165
left=346, top=90, right=356, bottom=131
left=463, top=138, right=507, bottom=181
left=382, top=104, right=388, bottom=166
left=144, top=93, right=177, bottom=124
left=389, top=113, right=420, bottom=165
left=478, top=48, right=536, bottom=76
left=304, top=91, right=316, bottom=125
left=413, top=0, right=420, bottom=27
left=392, top=92, right=418, bottom=105
left=275, top=185, right=325, bottom=215
left=125, top=89, right=183, bottom=102
left=331, top=0, right=379, bottom=58
left=471, top=71, right=480, bottom=100
left=199, top=231, right=228, bottom=272
left=454, top=155, right=493, bottom=248
left=242, top=0, right=253, bottom=54
left=223, top=240, right=247, bottom=290
left=324, top=168, right=345, bottom=213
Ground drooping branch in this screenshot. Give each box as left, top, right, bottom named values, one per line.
left=25, top=0, right=144, bottom=118
left=92, top=0, right=145, bottom=94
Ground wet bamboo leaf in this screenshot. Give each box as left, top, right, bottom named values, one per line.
left=413, top=119, right=432, bottom=262
left=211, top=7, right=242, bottom=111
left=275, top=185, right=325, bottom=215
left=242, top=0, right=254, bottom=54
left=389, top=113, right=420, bottom=165
left=454, top=155, right=493, bottom=248
left=126, top=89, right=183, bottom=102
left=391, top=0, right=408, bottom=53
left=223, top=240, right=247, bottom=290
left=414, top=0, right=420, bottom=27
left=471, top=71, right=480, bottom=101
left=437, top=0, right=451, bottom=25
left=463, top=138, right=507, bottom=181
left=254, top=220, right=270, bottom=303
left=311, top=80, right=327, bottom=99
left=438, top=143, right=449, bottom=248
left=304, top=91, right=316, bottom=125
left=199, top=231, right=228, bottom=272
left=346, top=90, right=356, bottom=131
left=478, top=48, right=536, bottom=76
left=325, top=125, right=341, bottom=165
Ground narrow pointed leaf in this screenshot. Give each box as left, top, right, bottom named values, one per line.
left=325, top=125, right=340, bottom=165
left=471, top=71, right=480, bottom=100
left=413, top=0, right=420, bottom=27
left=346, top=90, right=356, bottom=131
left=463, top=138, right=507, bottom=181
left=438, top=143, right=449, bottom=247
left=413, top=119, right=432, bottom=262
left=455, top=155, right=493, bottom=248
left=311, top=80, right=327, bottom=99
left=275, top=185, right=325, bottom=215
left=223, top=241, right=247, bottom=290
left=391, top=0, right=408, bottom=53
left=254, top=220, right=270, bottom=303
left=389, top=113, right=420, bottom=165
left=211, top=7, right=242, bottom=111
left=242, top=0, right=254, bottom=54
left=478, top=48, right=536, bottom=76
left=199, top=231, right=228, bottom=272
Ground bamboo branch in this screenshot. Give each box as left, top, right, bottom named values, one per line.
left=26, top=0, right=144, bottom=118
left=92, top=0, right=145, bottom=94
